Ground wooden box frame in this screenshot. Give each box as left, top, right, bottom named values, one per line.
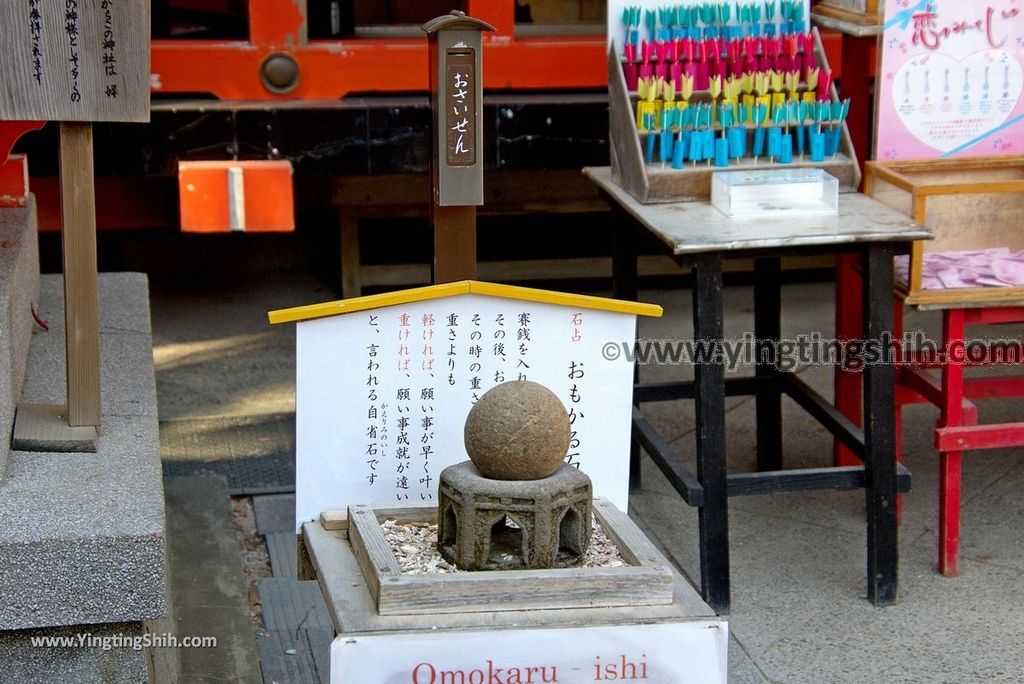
left=336, top=498, right=674, bottom=616
left=609, top=29, right=862, bottom=204
left=864, top=156, right=1024, bottom=308
left=811, top=0, right=883, bottom=27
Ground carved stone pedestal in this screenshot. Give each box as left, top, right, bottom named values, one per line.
left=437, top=461, right=592, bottom=570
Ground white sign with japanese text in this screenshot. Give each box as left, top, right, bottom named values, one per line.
left=294, top=294, right=639, bottom=530
left=331, top=620, right=728, bottom=684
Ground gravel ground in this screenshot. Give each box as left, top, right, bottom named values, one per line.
left=230, top=496, right=273, bottom=627
left=383, top=515, right=625, bottom=573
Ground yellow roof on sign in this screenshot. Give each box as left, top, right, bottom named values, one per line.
left=267, top=281, right=663, bottom=325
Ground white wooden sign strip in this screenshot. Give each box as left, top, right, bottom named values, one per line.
left=331, top=620, right=728, bottom=684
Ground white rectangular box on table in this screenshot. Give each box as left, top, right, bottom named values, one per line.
left=712, top=168, right=839, bottom=217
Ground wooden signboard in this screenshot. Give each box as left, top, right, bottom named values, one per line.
left=875, top=1, right=1024, bottom=161
left=2, top=2, right=149, bottom=444
left=0, top=0, right=150, bottom=122
left=269, top=281, right=662, bottom=532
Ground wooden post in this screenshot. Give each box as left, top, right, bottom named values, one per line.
left=3, top=2, right=149, bottom=451
left=59, top=123, right=102, bottom=427
left=423, top=12, right=494, bottom=284
left=431, top=205, right=477, bottom=283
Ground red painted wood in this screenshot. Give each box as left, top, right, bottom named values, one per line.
left=963, top=377, right=1024, bottom=399
left=839, top=35, right=873, bottom=179
left=938, top=451, right=961, bottom=576
left=893, top=301, right=908, bottom=524
left=895, top=381, right=928, bottom=405
left=0, top=121, right=44, bottom=161
left=0, top=122, right=44, bottom=207
left=937, top=423, right=1024, bottom=452
left=938, top=309, right=966, bottom=577
left=178, top=161, right=295, bottom=233
left=0, top=155, right=29, bottom=207
left=147, top=5, right=847, bottom=102
left=964, top=307, right=1024, bottom=325
left=30, top=177, right=179, bottom=232
left=249, top=0, right=306, bottom=47
left=834, top=254, right=863, bottom=466
left=905, top=351, right=943, bottom=369
left=900, top=367, right=978, bottom=421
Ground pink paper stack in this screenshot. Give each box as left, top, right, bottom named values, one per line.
left=894, top=248, right=1024, bottom=290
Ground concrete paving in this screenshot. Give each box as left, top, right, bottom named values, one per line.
left=132, top=228, right=1024, bottom=682
left=628, top=286, right=1024, bottom=683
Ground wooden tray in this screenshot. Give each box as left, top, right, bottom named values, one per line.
left=864, top=156, right=1024, bottom=309
left=338, top=498, right=674, bottom=616
left=609, top=29, right=862, bottom=204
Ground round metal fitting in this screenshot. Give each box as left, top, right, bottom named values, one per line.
left=260, top=53, right=299, bottom=94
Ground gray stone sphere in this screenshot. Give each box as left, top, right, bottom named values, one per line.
left=464, top=381, right=571, bottom=480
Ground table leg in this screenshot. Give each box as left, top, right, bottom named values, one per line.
left=861, top=243, right=898, bottom=605
left=612, top=214, right=639, bottom=303
left=612, top=214, right=643, bottom=491
left=835, top=254, right=864, bottom=466
left=754, top=257, right=782, bottom=471
left=693, top=252, right=730, bottom=613
left=938, top=308, right=966, bottom=577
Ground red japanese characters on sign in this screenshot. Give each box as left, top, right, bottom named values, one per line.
left=910, top=4, right=1020, bottom=51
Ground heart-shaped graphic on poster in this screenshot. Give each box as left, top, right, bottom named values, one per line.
left=893, top=50, right=1022, bottom=154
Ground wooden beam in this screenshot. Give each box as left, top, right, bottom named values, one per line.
left=59, top=123, right=102, bottom=428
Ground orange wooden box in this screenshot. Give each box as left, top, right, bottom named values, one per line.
left=864, top=156, right=1024, bottom=309
left=178, top=160, right=295, bottom=233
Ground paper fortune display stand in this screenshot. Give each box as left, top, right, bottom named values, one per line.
left=269, top=281, right=730, bottom=684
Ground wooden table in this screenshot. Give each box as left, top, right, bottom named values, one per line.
left=584, top=166, right=932, bottom=613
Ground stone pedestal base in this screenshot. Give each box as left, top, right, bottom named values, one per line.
left=437, top=461, right=592, bottom=570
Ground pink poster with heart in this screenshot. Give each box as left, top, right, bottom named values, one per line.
left=875, top=1, right=1024, bottom=160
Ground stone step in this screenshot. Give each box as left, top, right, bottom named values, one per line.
left=0, top=200, right=39, bottom=481
left=0, top=272, right=165, bottom=683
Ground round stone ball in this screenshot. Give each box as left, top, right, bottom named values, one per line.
left=464, top=381, right=571, bottom=480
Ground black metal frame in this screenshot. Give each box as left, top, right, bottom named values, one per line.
left=610, top=199, right=908, bottom=614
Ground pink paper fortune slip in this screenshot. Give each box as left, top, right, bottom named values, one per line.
left=894, top=249, right=1024, bottom=290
